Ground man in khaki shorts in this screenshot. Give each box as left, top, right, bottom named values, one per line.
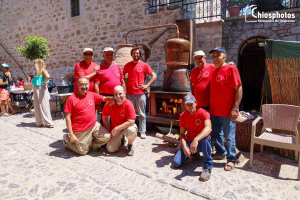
left=63, top=77, right=111, bottom=155
left=102, top=86, right=138, bottom=156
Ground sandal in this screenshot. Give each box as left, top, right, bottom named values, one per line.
left=224, top=161, right=236, bottom=171
left=48, top=125, right=54, bottom=128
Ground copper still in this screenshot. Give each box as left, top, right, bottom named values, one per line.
left=163, top=38, right=191, bottom=92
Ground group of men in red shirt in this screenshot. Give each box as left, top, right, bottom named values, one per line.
left=63, top=47, right=156, bottom=156
left=173, top=47, right=242, bottom=181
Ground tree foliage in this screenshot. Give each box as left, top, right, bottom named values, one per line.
left=16, top=35, right=50, bottom=61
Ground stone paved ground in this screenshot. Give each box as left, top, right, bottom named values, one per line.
left=1, top=106, right=300, bottom=200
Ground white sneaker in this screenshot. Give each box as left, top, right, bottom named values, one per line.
left=140, top=132, right=146, bottom=139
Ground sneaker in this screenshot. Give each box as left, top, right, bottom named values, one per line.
left=63, top=134, right=70, bottom=145
left=140, top=132, right=146, bottom=139
left=127, top=144, right=134, bottom=156
left=199, top=168, right=212, bottom=182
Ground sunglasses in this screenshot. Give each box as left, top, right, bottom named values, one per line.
left=84, top=53, right=93, bottom=56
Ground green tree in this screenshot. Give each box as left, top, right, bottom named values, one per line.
left=16, top=35, right=50, bottom=61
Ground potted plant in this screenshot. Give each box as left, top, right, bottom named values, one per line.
left=226, top=0, right=249, bottom=17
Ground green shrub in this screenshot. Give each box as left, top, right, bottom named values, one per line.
left=16, top=35, right=50, bottom=61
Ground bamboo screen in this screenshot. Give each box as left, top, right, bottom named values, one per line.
left=265, top=58, right=300, bottom=159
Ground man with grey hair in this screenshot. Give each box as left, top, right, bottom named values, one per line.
left=74, top=48, right=100, bottom=93
left=190, top=50, right=215, bottom=112
left=63, top=77, right=111, bottom=155
left=101, top=85, right=138, bottom=156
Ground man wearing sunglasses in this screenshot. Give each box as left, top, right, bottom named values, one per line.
left=74, top=48, right=100, bottom=93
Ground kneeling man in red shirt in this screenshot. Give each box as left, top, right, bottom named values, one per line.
left=63, top=77, right=111, bottom=155
left=102, top=86, right=138, bottom=156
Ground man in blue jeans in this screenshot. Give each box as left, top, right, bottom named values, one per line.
left=172, top=94, right=213, bottom=182
left=209, top=47, right=243, bottom=171
left=123, top=47, right=157, bottom=139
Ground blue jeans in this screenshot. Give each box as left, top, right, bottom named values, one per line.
left=210, top=115, right=237, bottom=162
left=173, top=136, right=213, bottom=169
left=127, top=94, right=146, bottom=134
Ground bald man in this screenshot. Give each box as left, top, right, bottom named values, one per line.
left=102, top=86, right=138, bottom=156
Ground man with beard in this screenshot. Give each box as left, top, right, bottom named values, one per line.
left=74, top=48, right=100, bottom=93
left=123, top=47, right=157, bottom=139
left=172, top=94, right=213, bottom=182
left=209, top=47, right=242, bottom=171
left=102, top=86, right=137, bottom=156
left=63, top=77, right=111, bottom=155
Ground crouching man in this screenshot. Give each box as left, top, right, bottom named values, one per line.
left=63, top=77, right=111, bottom=155
left=102, top=86, right=137, bottom=156
left=172, top=94, right=213, bottom=182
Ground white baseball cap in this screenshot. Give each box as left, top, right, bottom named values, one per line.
left=83, top=48, right=93, bottom=53
left=194, top=50, right=206, bottom=57
left=103, top=47, right=114, bottom=52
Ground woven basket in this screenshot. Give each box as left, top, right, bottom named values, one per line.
left=236, top=119, right=263, bottom=152
left=22, top=85, right=33, bottom=90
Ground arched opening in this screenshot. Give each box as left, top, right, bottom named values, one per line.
left=238, top=36, right=266, bottom=111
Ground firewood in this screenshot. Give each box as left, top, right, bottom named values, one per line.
left=155, top=133, right=180, bottom=145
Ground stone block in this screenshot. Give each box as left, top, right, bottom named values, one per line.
left=254, top=23, right=264, bottom=29
left=283, top=35, right=296, bottom=41
left=291, top=26, right=300, bottom=34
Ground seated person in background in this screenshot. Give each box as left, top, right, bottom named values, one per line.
left=101, top=86, right=137, bottom=156
left=25, top=74, right=33, bottom=84
left=0, top=64, right=18, bottom=115
left=47, top=78, right=56, bottom=93
left=172, top=94, right=213, bottom=182
left=17, top=77, right=24, bottom=86
left=63, top=77, right=111, bottom=155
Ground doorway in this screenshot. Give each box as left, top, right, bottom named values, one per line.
left=238, top=36, right=266, bottom=111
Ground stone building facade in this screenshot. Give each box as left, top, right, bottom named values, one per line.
left=0, top=0, right=222, bottom=87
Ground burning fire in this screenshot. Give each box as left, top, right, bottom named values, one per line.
left=159, top=99, right=182, bottom=115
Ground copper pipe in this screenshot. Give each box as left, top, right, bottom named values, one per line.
left=125, top=24, right=179, bottom=44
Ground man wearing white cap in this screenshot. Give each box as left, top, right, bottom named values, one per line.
left=190, top=50, right=215, bottom=111
left=74, top=48, right=100, bottom=93
left=94, top=47, right=125, bottom=123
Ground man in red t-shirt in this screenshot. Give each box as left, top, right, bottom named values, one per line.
left=190, top=50, right=215, bottom=111
left=172, top=94, right=213, bottom=182
left=94, top=47, right=126, bottom=123
left=102, top=86, right=137, bottom=156
left=209, top=47, right=243, bottom=171
left=123, top=47, right=157, bottom=139
left=74, top=48, right=100, bottom=93
left=63, top=77, right=111, bottom=155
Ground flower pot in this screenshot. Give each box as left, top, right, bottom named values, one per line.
left=228, top=5, right=240, bottom=17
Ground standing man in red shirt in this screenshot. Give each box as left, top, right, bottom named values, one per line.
left=94, top=47, right=125, bottom=123
left=209, top=47, right=243, bottom=171
left=172, top=94, right=213, bottom=182
left=63, top=77, right=111, bottom=155
left=102, top=86, right=137, bottom=156
left=74, top=48, right=100, bottom=93
left=190, top=50, right=215, bottom=111
left=123, top=47, right=157, bottom=139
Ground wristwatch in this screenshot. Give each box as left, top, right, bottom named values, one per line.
left=232, top=107, right=239, bottom=111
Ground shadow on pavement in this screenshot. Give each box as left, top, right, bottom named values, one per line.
left=48, top=139, right=79, bottom=159
left=152, top=143, right=176, bottom=154
left=16, top=122, right=37, bottom=128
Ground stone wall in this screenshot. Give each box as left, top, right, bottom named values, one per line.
left=222, top=8, right=300, bottom=66
left=0, top=0, right=185, bottom=87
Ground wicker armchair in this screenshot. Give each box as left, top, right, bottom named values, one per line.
left=249, top=104, right=300, bottom=180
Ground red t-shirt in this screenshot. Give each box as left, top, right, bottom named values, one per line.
left=74, top=61, right=98, bottom=93
left=179, top=108, right=210, bottom=142
left=95, top=64, right=123, bottom=95
left=123, top=61, right=153, bottom=95
left=190, top=64, right=215, bottom=108
left=210, top=64, right=242, bottom=117
left=64, top=92, right=103, bottom=133
left=102, top=99, right=136, bottom=130
left=18, top=81, right=24, bottom=86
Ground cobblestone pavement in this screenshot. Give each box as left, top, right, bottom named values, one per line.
left=1, top=109, right=300, bottom=200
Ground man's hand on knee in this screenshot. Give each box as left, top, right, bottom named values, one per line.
left=70, top=134, right=79, bottom=143
left=190, top=140, right=198, bottom=154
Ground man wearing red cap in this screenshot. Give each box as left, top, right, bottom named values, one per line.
left=74, top=48, right=100, bottom=93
